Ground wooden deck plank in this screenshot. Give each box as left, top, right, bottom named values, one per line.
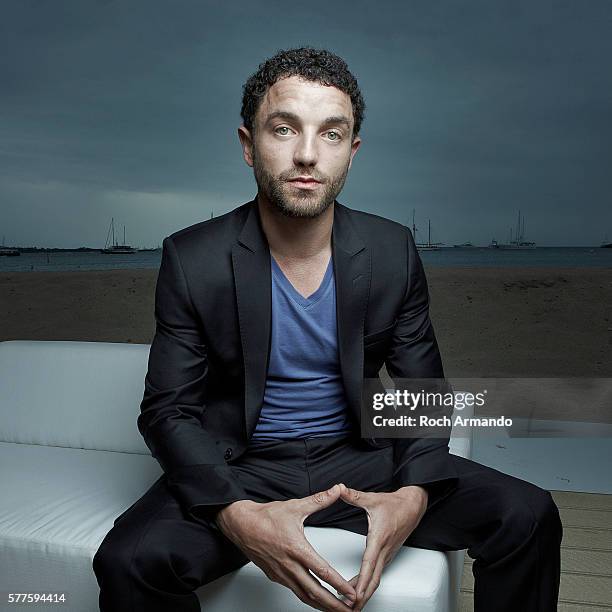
left=461, top=571, right=612, bottom=606
left=560, top=508, right=612, bottom=530
left=552, top=491, right=612, bottom=511
left=463, top=548, right=612, bottom=575
left=561, top=526, right=612, bottom=550
left=557, top=605, right=612, bottom=611
left=560, top=549, right=612, bottom=575
left=460, top=592, right=612, bottom=612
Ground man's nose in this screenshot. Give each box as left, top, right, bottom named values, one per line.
left=293, top=132, right=318, bottom=167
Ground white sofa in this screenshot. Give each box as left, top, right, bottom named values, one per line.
left=0, top=340, right=472, bottom=612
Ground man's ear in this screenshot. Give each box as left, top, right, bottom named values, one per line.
left=238, top=125, right=254, bottom=168
left=348, top=135, right=362, bottom=171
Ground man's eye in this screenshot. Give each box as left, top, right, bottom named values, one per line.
left=326, top=131, right=341, bottom=141
left=275, top=127, right=291, bottom=135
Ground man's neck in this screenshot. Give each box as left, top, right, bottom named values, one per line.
left=256, top=193, right=333, bottom=262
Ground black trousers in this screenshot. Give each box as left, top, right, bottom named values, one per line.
left=93, top=435, right=563, bottom=611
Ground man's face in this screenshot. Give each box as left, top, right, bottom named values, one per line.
left=239, top=75, right=361, bottom=218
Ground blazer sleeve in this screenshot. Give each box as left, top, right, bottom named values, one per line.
left=138, top=236, right=248, bottom=521
left=384, top=227, right=459, bottom=511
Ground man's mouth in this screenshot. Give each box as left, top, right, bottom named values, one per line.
left=287, top=177, right=321, bottom=189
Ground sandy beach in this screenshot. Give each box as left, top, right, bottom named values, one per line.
left=0, top=266, right=610, bottom=379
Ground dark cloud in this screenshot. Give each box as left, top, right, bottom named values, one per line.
left=1, top=0, right=611, bottom=246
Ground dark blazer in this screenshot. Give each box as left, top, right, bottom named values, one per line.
left=138, top=197, right=459, bottom=520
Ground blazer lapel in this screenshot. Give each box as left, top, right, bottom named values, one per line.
left=231, top=199, right=272, bottom=437
left=332, top=203, right=370, bottom=424
left=232, top=198, right=370, bottom=438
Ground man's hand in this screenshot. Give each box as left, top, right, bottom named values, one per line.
left=338, top=484, right=428, bottom=611
left=215, top=483, right=357, bottom=611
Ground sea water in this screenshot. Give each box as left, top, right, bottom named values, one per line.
left=0, top=247, right=611, bottom=272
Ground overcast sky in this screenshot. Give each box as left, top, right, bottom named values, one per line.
left=1, top=0, right=611, bottom=247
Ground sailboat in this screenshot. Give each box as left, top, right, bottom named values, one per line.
left=411, top=210, right=443, bottom=251
left=101, top=218, right=137, bottom=254
left=0, top=235, right=20, bottom=256
left=489, top=211, right=536, bottom=249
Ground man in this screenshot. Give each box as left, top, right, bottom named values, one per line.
left=93, top=47, right=562, bottom=612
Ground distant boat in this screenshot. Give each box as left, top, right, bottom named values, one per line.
left=411, top=210, right=443, bottom=251
left=602, top=243, right=612, bottom=249
left=0, top=235, right=20, bottom=256
left=0, top=247, right=20, bottom=256
left=101, top=218, right=137, bottom=254
left=453, top=242, right=475, bottom=248
left=489, top=210, right=536, bottom=249
left=138, top=243, right=162, bottom=252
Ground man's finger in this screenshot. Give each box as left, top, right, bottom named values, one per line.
left=353, top=535, right=383, bottom=605
left=354, top=557, right=385, bottom=611
left=287, top=564, right=356, bottom=612
left=337, top=574, right=359, bottom=600
left=278, top=571, right=328, bottom=612
left=299, top=542, right=356, bottom=603
left=296, top=483, right=343, bottom=518
left=338, top=484, right=375, bottom=509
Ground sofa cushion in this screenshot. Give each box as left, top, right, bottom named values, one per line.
left=0, top=340, right=151, bottom=453
left=0, top=441, right=161, bottom=612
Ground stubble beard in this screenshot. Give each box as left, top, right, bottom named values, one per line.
left=252, top=144, right=350, bottom=219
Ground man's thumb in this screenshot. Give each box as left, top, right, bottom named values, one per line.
left=338, top=484, right=369, bottom=508
left=299, top=483, right=343, bottom=516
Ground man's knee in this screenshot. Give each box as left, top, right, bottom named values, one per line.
left=94, top=530, right=183, bottom=598
left=93, top=538, right=133, bottom=605
left=506, top=485, right=563, bottom=544
left=93, top=530, right=135, bottom=585
left=529, top=488, right=563, bottom=542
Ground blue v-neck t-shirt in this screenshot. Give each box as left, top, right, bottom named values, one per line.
left=250, top=254, right=354, bottom=441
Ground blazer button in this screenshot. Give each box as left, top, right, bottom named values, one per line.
left=224, top=448, right=233, bottom=461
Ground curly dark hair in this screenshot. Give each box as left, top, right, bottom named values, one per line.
left=240, top=46, right=366, bottom=140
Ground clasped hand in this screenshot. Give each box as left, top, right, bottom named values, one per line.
left=215, top=482, right=428, bottom=611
